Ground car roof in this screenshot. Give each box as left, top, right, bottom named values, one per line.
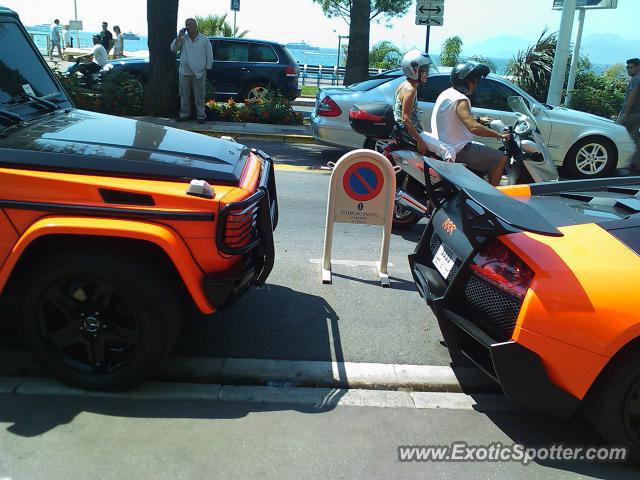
left=208, top=36, right=284, bottom=47
left=0, top=5, right=17, bottom=15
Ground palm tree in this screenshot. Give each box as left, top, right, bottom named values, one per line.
left=369, top=41, right=401, bottom=70
left=505, top=29, right=558, bottom=102
left=195, top=14, right=248, bottom=38
left=439, top=36, right=462, bottom=67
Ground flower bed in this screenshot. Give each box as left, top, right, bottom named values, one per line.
left=206, top=90, right=303, bottom=125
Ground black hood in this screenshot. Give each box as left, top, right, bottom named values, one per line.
left=0, top=110, right=248, bottom=184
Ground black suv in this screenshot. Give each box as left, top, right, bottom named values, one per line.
left=104, top=36, right=301, bottom=101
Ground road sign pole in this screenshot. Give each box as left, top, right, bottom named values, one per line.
left=425, top=25, right=431, bottom=53
left=565, top=7, right=586, bottom=106
left=547, top=0, right=577, bottom=106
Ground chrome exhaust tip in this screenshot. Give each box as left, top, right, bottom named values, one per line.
left=395, top=190, right=429, bottom=215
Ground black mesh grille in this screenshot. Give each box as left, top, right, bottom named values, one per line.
left=430, top=232, right=442, bottom=257
left=463, top=275, right=521, bottom=342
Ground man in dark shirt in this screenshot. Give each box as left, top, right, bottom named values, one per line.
left=619, top=58, right=640, bottom=170
left=99, top=21, right=113, bottom=56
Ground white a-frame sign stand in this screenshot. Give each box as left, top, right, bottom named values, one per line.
left=322, top=149, right=396, bottom=287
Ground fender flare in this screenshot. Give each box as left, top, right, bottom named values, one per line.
left=0, top=216, right=216, bottom=314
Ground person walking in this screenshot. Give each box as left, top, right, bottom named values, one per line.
left=99, top=22, right=114, bottom=57
left=170, top=18, right=213, bottom=124
left=618, top=58, right=640, bottom=171
left=112, top=25, right=124, bottom=59
left=48, top=19, right=62, bottom=60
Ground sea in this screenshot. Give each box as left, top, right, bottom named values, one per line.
left=27, top=28, right=610, bottom=75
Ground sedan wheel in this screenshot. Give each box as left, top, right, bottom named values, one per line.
left=564, top=137, right=616, bottom=179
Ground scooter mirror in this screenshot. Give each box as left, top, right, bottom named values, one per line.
left=489, top=119, right=506, bottom=133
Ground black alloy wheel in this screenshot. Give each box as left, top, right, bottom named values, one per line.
left=39, top=278, right=140, bottom=374
left=20, top=251, right=181, bottom=390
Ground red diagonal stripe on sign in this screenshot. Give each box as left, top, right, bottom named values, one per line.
left=353, top=169, right=374, bottom=194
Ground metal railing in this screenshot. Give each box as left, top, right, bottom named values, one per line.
left=299, top=64, right=385, bottom=86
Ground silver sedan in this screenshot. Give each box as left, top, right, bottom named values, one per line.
left=311, top=69, right=636, bottom=179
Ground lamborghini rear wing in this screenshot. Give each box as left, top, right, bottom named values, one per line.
left=423, top=157, right=563, bottom=247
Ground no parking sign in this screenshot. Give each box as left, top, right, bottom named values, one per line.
left=322, top=149, right=396, bottom=287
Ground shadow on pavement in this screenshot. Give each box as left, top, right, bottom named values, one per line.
left=470, top=405, right=636, bottom=478
left=0, top=394, right=343, bottom=438
left=174, top=285, right=343, bottom=363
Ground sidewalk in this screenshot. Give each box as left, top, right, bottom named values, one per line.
left=135, top=115, right=318, bottom=144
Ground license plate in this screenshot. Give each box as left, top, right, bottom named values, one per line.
left=433, top=244, right=456, bottom=279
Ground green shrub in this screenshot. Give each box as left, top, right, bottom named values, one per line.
left=570, top=64, right=626, bottom=119
left=55, top=69, right=145, bottom=116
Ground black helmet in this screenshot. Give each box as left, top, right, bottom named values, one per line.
left=450, top=61, right=490, bottom=93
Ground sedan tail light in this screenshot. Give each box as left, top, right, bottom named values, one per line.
left=317, top=95, right=342, bottom=117
left=469, top=240, right=534, bottom=299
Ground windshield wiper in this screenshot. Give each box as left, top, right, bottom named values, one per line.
left=0, top=109, right=23, bottom=124
left=2, top=92, right=58, bottom=113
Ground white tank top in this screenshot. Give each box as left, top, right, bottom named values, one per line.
left=431, top=87, right=474, bottom=153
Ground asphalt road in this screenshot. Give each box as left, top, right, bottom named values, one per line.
left=172, top=138, right=449, bottom=365
left=0, top=391, right=634, bottom=479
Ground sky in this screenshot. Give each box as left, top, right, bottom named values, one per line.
left=5, top=0, right=639, bottom=57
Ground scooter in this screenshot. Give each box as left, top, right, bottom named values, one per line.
left=349, top=96, right=558, bottom=229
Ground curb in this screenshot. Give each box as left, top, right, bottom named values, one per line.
left=2, top=377, right=518, bottom=412
left=156, top=357, right=498, bottom=393
left=191, top=130, right=318, bottom=144
left=0, top=353, right=496, bottom=393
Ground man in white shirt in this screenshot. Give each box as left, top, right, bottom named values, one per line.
left=70, top=35, right=108, bottom=77
left=431, top=61, right=509, bottom=186
left=170, top=18, right=213, bottom=124
left=48, top=19, right=62, bottom=60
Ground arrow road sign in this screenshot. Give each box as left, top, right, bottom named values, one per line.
left=415, top=16, right=443, bottom=26
left=415, top=0, right=444, bottom=27
left=417, top=4, right=443, bottom=14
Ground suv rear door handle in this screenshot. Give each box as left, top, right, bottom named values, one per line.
left=241, top=67, right=250, bottom=71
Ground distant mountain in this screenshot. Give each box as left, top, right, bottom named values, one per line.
left=580, top=34, right=638, bottom=65
left=443, top=33, right=637, bottom=66
left=461, top=35, right=531, bottom=60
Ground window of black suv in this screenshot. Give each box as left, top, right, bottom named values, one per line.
left=213, top=40, right=279, bottom=63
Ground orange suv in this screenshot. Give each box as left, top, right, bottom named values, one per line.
left=0, top=6, right=277, bottom=390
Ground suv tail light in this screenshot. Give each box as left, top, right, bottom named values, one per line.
left=285, top=65, right=298, bottom=77
left=223, top=202, right=259, bottom=250
left=317, top=95, right=342, bottom=117
left=468, top=240, right=533, bottom=299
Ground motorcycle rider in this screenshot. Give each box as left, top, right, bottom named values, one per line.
left=431, top=61, right=509, bottom=186
left=394, top=50, right=455, bottom=162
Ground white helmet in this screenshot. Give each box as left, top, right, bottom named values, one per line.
left=401, top=50, right=435, bottom=81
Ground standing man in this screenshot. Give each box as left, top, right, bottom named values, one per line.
left=61, top=24, right=70, bottom=53
left=48, top=19, right=62, bottom=60
left=170, top=18, right=213, bottom=124
left=618, top=58, right=640, bottom=171
left=99, top=22, right=114, bottom=57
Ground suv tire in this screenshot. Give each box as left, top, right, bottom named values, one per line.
left=19, top=251, right=181, bottom=390
left=243, top=83, right=269, bottom=100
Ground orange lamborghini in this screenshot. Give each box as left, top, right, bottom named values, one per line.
left=410, top=157, right=640, bottom=460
